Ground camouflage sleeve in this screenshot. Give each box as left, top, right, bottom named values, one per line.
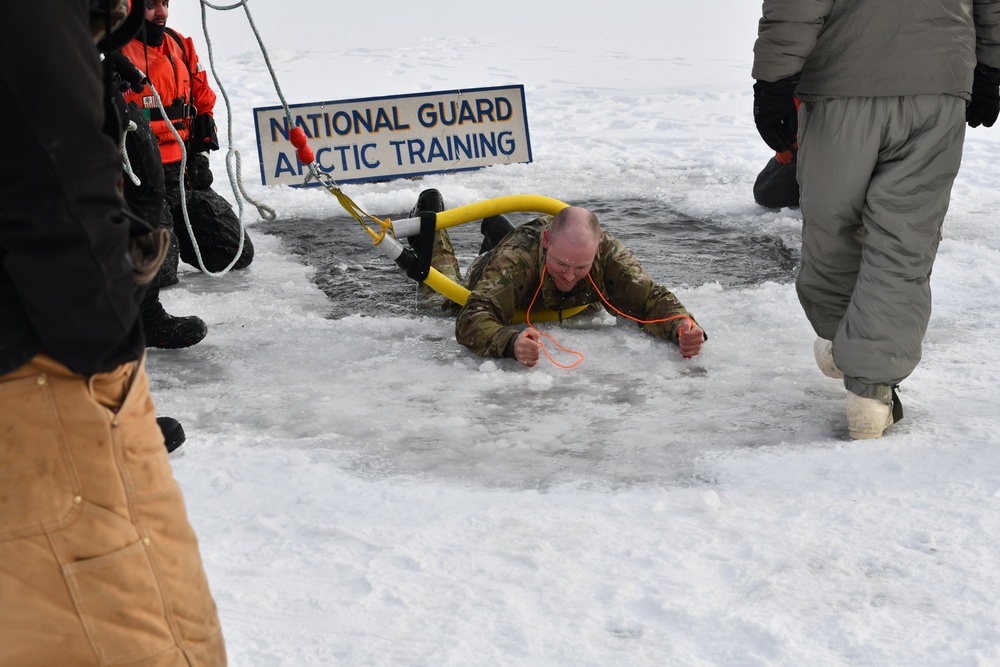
left=455, top=247, right=537, bottom=358
left=599, top=235, right=700, bottom=343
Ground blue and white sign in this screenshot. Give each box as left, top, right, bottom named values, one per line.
left=253, top=85, right=532, bottom=186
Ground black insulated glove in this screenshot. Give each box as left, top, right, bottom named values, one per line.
left=967, top=63, right=1000, bottom=128
left=189, top=113, right=220, bottom=153
left=753, top=73, right=800, bottom=153
left=107, top=51, right=147, bottom=94
left=186, top=152, right=214, bottom=190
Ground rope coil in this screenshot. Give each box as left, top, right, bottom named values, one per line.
left=198, top=0, right=276, bottom=224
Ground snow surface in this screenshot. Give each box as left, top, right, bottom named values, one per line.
left=150, top=1, right=1000, bottom=664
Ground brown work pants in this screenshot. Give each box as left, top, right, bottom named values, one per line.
left=0, top=354, right=225, bottom=666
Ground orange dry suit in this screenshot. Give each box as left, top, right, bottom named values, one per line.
left=120, top=27, right=216, bottom=165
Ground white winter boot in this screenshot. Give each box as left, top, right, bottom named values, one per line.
left=847, top=392, right=894, bottom=439
left=813, top=337, right=844, bottom=379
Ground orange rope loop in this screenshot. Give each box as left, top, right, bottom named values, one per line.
left=522, top=267, right=694, bottom=369
left=524, top=266, right=584, bottom=369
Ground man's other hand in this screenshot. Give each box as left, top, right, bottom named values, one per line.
left=678, top=320, right=705, bottom=359
left=968, top=63, right=1000, bottom=128
left=514, top=329, right=541, bottom=367
left=753, top=74, right=800, bottom=153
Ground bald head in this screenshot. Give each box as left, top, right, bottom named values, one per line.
left=543, top=207, right=601, bottom=292
left=548, top=207, right=601, bottom=246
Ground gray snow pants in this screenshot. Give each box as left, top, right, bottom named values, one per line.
left=796, top=94, right=966, bottom=400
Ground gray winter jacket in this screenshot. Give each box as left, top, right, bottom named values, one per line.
left=752, top=0, right=1000, bottom=100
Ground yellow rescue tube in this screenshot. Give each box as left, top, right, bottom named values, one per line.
left=420, top=194, right=588, bottom=323
left=434, top=194, right=570, bottom=231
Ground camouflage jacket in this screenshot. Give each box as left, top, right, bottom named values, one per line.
left=455, top=217, right=699, bottom=358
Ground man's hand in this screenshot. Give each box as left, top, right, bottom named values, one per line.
left=189, top=113, right=220, bottom=152
left=107, top=51, right=146, bottom=94
left=186, top=152, right=214, bottom=190
left=753, top=74, right=800, bottom=153
left=678, top=320, right=705, bottom=359
left=968, top=63, right=1000, bottom=128
left=513, top=329, right=542, bottom=367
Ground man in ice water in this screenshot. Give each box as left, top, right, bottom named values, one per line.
left=410, top=189, right=706, bottom=367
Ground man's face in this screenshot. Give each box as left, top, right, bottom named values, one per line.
left=542, top=229, right=598, bottom=292
left=146, top=0, right=168, bottom=25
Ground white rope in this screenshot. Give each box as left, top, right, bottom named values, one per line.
left=121, top=119, right=142, bottom=186
left=144, top=78, right=246, bottom=276
left=198, top=0, right=279, bottom=221
left=199, top=0, right=329, bottom=187
left=120, top=0, right=289, bottom=277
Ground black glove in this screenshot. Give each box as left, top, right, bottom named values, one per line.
left=753, top=73, right=800, bottom=153
left=189, top=113, right=220, bottom=153
left=106, top=51, right=147, bottom=94
left=186, top=152, right=214, bottom=190
left=967, top=63, right=1000, bottom=128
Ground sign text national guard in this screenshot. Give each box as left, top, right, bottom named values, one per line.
left=253, top=85, right=532, bottom=186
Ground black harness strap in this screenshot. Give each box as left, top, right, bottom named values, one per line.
left=395, top=212, right=437, bottom=282
left=147, top=97, right=187, bottom=122
left=163, top=28, right=193, bottom=124
left=164, top=28, right=190, bottom=71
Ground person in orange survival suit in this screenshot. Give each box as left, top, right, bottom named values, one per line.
left=120, top=0, right=254, bottom=284
left=108, top=44, right=209, bottom=351
left=753, top=98, right=801, bottom=209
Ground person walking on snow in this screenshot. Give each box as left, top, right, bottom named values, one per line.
left=752, top=0, right=1000, bottom=438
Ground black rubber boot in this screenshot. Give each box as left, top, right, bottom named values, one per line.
left=409, top=188, right=444, bottom=217
left=157, top=416, right=186, bottom=454
left=405, top=188, right=461, bottom=302
left=140, top=287, right=208, bottom=349
left=479, top=214, right=516, bottom=254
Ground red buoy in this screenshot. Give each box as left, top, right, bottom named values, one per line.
left=296, top=145, right=314, bottom=165
left=289, top=126, right=308, bottom=149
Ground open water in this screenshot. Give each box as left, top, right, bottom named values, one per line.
left=264, top=196, right=799, bottom=318
left=154, top=195, right=810, bottom=487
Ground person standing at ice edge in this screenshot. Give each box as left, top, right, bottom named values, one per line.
left=121, top=0, right=254, bottom=279
left=0, top=1, right=226, bottom=664
left=751, top=0, right=1000, bottom=439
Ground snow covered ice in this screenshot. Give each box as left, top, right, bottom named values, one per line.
left=148, top=1, right=1000, bottom=664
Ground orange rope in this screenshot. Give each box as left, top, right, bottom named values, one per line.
left=584, top=273, right=692, bottom=330
left=523, top=266, right=584, bottom=369
left=522, top=266, right=693, bottom=369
